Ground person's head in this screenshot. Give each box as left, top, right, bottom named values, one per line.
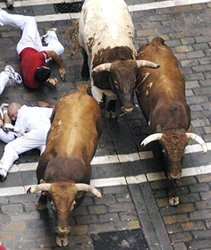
left=7, top=103, right=22, bottom=122
left=34, top=66, right=51, bottom=83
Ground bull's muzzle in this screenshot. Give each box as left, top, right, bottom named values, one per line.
left=56, top=226, right=71, bottom=234
left=168, top=172, right=182, bottom=179
left=121, top=106, right=134, bottom=114
left=56, top=226, right=71, bottom=247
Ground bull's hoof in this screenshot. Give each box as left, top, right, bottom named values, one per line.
left=35, top=202, right=48, bottom=211
left=56, top=235, right=68, bottom=247
left=105, top=110, right=116, bottom=119
left=169, top=196, right=180, bottom=206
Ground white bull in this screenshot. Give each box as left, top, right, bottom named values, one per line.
left=79, top=0, right=159, bottom=118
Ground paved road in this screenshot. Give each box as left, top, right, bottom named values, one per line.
left=0, top=0, right=211, bottom=249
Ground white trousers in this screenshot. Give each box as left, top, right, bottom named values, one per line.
left=0, top=71, right=9, bottom=95
left=0, top=129, right=15, bottom=144
left=0, top=10, right=64, bottom=56
left=0, top=126, right=49, bottom=172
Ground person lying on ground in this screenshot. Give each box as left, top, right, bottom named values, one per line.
left=0, top=102, right=53, bottom=181
left=0, top=9, right=66, bottom=89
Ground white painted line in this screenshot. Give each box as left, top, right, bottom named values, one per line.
left=91, top=155, right=119, bottom=165
left=182, top=167, right=198, bottom=177
left=8, top=164, right=19, bottom=173
left=199, top=164, right=211, bottom=175
left=147, top=172, right=166, bottom=181
left=126, top=174, right=147, bottom=184
left=2, top=164, right=211, bottom=197
left=19, top=162, right=37, bottom=172
left=139, top=151, right=154, bottom=160
left=128, top=0, right=211, bottom=12
left=0, top=186, right=25, bottom=196
left=90, top=177, right=127, bottom=187
left=35, top=13, right=72, bottom=23
left=118, top=152, right=140, bottom=163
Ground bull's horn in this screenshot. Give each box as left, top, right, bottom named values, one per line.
left=75, top=183, right=102, bottom=198
left=27, top=183, right=51, bottom=194
left=186, top=133, right=208, bottom=154
left=136, top=60, right=159, bottom=69
left=91, top=63, right=112, bottom=75
left=141, top=133, right=163, bottom=147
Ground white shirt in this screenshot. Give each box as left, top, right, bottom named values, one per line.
left=14, top=105, right=53, bottom=134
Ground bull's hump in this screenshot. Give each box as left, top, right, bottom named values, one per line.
left=93, top=46, right=135, bottom=66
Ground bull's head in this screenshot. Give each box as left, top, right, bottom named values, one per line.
left=92, top=59, right=159, bottom=114
left=141, top=132, right=207, bottom=179
left=28, top=182, right=101, bottom=247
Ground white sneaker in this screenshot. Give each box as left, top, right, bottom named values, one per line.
left=41, top=28, right=57, bottom=45
left=0, top=168, right=7, bottom=182
left=5, top=65, right=22, bottom=84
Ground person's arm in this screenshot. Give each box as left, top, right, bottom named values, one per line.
left=46, top=51, right=66, bottom=80
left=13, top=109, right=26, bottom=136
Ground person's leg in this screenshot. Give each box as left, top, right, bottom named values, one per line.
left=42, top=30, right=64, bottom=57
left=0, top=65, right=22, bottom=95
left=0, top=129, right=15, bottom=144
left=0, top=71, right=9, bottom=95
left=0, top=128, right=48, bottom=181
left=0, top=10, right=42, bottom=53
left=0, top=139, right=19, bottom=181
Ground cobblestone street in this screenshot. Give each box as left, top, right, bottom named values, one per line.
left=0, top=0, right=211, bottom=249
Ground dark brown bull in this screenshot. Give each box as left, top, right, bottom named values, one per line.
left=28, top=84, right=102, bottom=246
left=136, top=37, right=207, bottom=205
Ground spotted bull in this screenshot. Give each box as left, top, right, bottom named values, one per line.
left=78, top=0, right=159, bottom=118
left=27, top=84, right=102, bottom=246
left=136, top=37, right=207, bottom=205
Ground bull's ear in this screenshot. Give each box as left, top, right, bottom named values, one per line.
left=156, top=124, right=162, bottom=133
left=187, top=125, right=193, bottom=133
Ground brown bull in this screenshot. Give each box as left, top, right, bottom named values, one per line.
left=136, top=37, right=207, bottom=205
left=28, top=84, right=102, bottom=246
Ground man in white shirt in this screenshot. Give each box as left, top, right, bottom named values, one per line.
left=0, top=102, right=53, bottom=181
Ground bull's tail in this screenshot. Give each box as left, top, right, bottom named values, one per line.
left=77, top=84, right=88, bottom=94
left=65, top=21, right=81, bottom=56
left=150, top=36, right=165, bottom=46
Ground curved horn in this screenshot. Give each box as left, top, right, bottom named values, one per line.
left=75, top=183, right=102, bottom=198
left=140, top=133, right=163, bottom=147
left=136, top=60, right=159, bottom=69
left=91, top=63, right=112, bottom=75
left=186, top=133, right=208, bottom=154
left=27, top=183, right=51, bottom=194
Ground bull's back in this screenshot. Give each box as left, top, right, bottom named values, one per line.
left=79, top=0, right=135, bottom=55
left=138, top=37, right=183, bottom=82
left=136, top=37, right=186, bottom=120
left=45, top=84, right=101, bottom=161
